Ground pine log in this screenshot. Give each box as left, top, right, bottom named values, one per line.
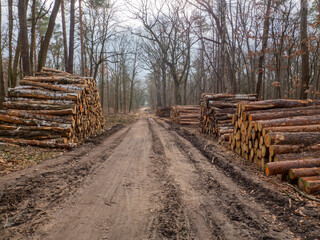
left=24, top=76, right=87, bottom=84
left=289, top=167, right=320, bottom=179
left=0, top=124, right=71, bottom=133
left=241, top=99, right=320, bottom=112
left=3, top=101, right=77, bottom=111
left=269, top=145, right=303, bottom=156
left=262, top=124, right=320, bottom=135
left=274, top=152, right=320, bottom=162
left=20, top=80, right=72, bottom=92
left=264, top=132, right=320, bottom=147
left=8, top=88, right=80, bottom=101
left=248, top=108, right=320, bottom=121
left=298, top=177, right=320, bottom=190
left=305, top=179, right=320, bottom=194
left=0, top=110, right=73, bottom=123
left=265, top=158, right=320, bottom=176
left=0, top=114, right=72, bottom=128
left=258, top=115, right=320, bottom=131
left=0, top=137, right=75, bottom=149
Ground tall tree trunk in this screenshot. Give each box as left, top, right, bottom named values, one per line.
left=122, top=63, right=127, bottom=113
left=18, top=0, right=31, bottom=76
left=12, top=34, right=21, bottom=88
left=299, top=0, right=310, bottom=99
left=29, top=0, right=36, bottom=75
left=67, top=0, right=75, bottom=73
left=100, top=55, right=104, bottom=108
left=220, top=0, right=229, bottom=93
left=37, top=0, right=61, bottom=72
left=114, top=68, right=119, bottom=114
left=8, top=0, right=13, bottom=87
left=256, top=0, right=272, bottom=99
left=61, top=0, right=68, bottom=72
left=79, top=0, right=85, bottom=76
left=129, top=52, right=137, bottom=113
left=0, top=0, right=5, bottom=107
left=161, top=59, right=167, bottom=107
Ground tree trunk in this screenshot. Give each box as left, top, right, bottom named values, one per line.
left=61, top=0, right=68, bottom=72
left=18, top=0, right=31, bottom=76
left=100, top=57, right=104, bottom=108
left=299, top=0, right=310, bottom=99
left=12, top=34, right=21, bottom=88
left=67, top=0, right=75, bottom=73
left=37, top=0, right=61, bottom=72
left=29, top=0, right=36, bottom=75
left=8, top=0, right=13, bottom=87
left=161, top=59, right=167, bottom=107
left=255, top=0, right=272, bottom=99
left=0, top=0, right=4, bottom=107
left=79, top=0, right=85, bottom=76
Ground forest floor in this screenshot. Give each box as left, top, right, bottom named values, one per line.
left=0, top=108, right=320, bottom=240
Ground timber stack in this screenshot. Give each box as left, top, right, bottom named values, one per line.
left=170, top=105, right=200, bottom=126
left=200, top=93, right=257, bottom=146
left=0, top=67, right=105, bottom=149
left=156, top=107, right=171, bottom=118
left=230, top=99, right=320, bottom=194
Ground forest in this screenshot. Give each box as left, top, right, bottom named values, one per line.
left=0, top=0, right=319, bottom=111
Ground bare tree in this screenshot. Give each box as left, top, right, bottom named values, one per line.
left=37, top=0, right=61, bottom=71
left=18, top=0, right=31, bottom=76
left=299, top=0, right=309, bottom=99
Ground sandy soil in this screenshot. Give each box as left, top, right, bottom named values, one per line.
left=0, top=109, right=319, bottom=240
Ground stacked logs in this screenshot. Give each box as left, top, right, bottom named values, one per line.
left=200, top=93, right=257, bottom=146
left=230, top=99, right=320, bottom=193
left=170, top=106, right=200, bottom=126
left=156, top=107, right=171, bottom=118
left=0, top=67, right=105, bottom=149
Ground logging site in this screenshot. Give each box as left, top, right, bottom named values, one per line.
left=1, top=0, right=320, bottom=239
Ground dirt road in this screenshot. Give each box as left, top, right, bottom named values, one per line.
left=1, top=110, right=319, bottom=239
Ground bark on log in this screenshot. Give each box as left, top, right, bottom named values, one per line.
left=258, top=115, right=320, bottom=131
left=249, top=108, right=320, bottom=121
left=275, top=152, right=320, bottom=162
left=265, top=158, right=320, bottom=176
left=8, top=88, right=80, bottom=101
left=289, top=167, right=320, bottom=179
left=0, top=137, right=75, bottom=149
left=269, top=145, right=303, bottom=156
left=241, top=99, right=320, bottom=112
left=264, top=132, right=320, bottom=147
left=305, top=179, right=320, bottom=194
left=262, top=124, right=320, bottom=135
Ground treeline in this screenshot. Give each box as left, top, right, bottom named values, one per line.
left=134, top=0, right=320, bottom=108
left=0, top=0, right=145, bottom=113
left=0, top=0, right=319, bottom=111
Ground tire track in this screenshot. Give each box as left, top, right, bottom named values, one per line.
left=152, top=118, right=295, bottom=240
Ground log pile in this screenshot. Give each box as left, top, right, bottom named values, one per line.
left=170, top=106, right=200, bottom=126
left=230, top=99, right=320, bottom=193
left=156, top=107, right=171, bottom=118
left=199, top=93, right=257, bottom=146
left=0, top=67, right=105, bottom=149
